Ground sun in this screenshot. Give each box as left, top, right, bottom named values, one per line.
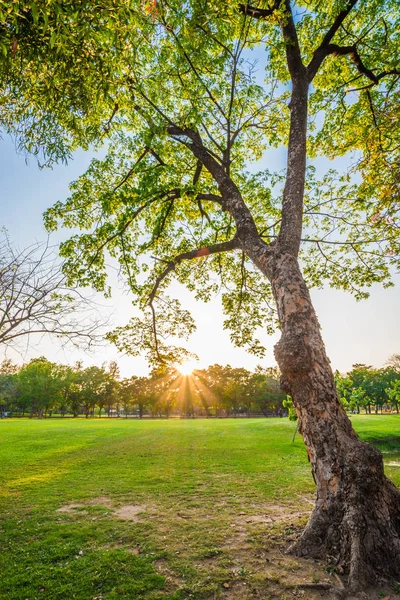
left=177, top=360, right=198, bottom=376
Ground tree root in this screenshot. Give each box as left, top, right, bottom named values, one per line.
left=287, top=476, right=400, bottom=592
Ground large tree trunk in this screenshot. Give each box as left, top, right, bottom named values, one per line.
left=269, top=252, right=400, bottom=589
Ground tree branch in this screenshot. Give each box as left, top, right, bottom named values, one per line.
left=240, top=1, right=304, bottom=78
left=0, top=235, right=106, bottom=350
left=148, top=237, right=239, bottom=362
left=241, top=2, right=307, bottom=256
left=167, top=125, right=261, bottom=245
left=113, top=148, right=149, bottom=192
left=238, top=2, right=280, bottom=20
left=307, top=0, right=359, bottom=81
left=149, top=236, right=240, bottom=307
left=280, top=0, right=305, bottom=79
left=309, top=36, right=400, bottom=85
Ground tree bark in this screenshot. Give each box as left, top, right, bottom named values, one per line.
left=265, top=251, right=400, bottom=589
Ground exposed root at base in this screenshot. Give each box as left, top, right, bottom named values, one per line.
left=287, top=480, right=400, bottom=593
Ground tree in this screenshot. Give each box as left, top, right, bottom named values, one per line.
left=105, top=361, right=120, bottom=417
left=77, top=365, right=110, bottom=418
left=0, top=234, right=104, bottom=350
left=251, top=367, right=286, bottom=416
left=341, top=364, right=400, bottom=414
left=118, top=377, right=137, bottom=418
left=386, top=354, right=400, bottom=372
left=56, top=365, right=77, bottom=417
left=387, top=379, right=400, bottom=414
left=133, top=377, right=151, bottom=419
left=342, top=364, right=376, bottom=413
left=3, top=0, right=400, bottom=588
left=18, top=357, right=61, bottom=418
left=0, top=359, right=19, bottom=417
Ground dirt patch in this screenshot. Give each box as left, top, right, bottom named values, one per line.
left=299, top=494, right=316, bottom=506
left=222, top=504, right=309, bottom=553
left=213, top=545, right=400, bottom=600
left=236, top=504, right=310, bottom=524
left=56, top=499, right=147, bottom=522
left=56, top=503, right=87, bottom=514
left=239, top=511, right=307, bottom=525
left=113, top=504, right=147, bottom=521
left=56, top=498, right=113, bottom=515
left=88, top=496, right=113, bottom=507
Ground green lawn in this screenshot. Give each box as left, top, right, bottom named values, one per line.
left=0, top=416, right=399, bottom=600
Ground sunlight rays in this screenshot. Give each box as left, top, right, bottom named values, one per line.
left=176, top=360, right=198, bottom=376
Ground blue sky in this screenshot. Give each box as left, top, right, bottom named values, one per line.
left=1, top=133, right=399, bottom=377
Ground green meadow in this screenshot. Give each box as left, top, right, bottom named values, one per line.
left=1, top=416, right=399, bottom=600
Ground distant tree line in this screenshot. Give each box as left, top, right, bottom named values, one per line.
left=335, top=355, right=400, bottom=414
left=0, top=359, right=286, bottom=419
left=2, top=355, right=399, bottom=419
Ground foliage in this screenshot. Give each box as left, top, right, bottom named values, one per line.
left=387, top=379, right=400, bottom=412
left=1, top=1, right=399, bottom=362
left=0, top=0, right=127, bottom=165
left=335, top=364, right=400, bottom=413
left=282, top=396, right=297, bottom=421
left=18, top=357, right=62, bottom=418
left=0, top=358, right=286, bottom=418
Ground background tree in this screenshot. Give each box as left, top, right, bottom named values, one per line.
left=251, top=366, right=286, bottom=416
left=56, top=365, right=77, bottom=417
left=105, top=361, right=120, bottom=417
left=2, top=0, right=400, bottom=588
left=18, top=357, right=61, bottom=418
left=0, top=359, right=19, bottom=417
left=78, top=366, right=109, bottom=418
left=339, top=364, right=400, bottom=414
left=196, top=365, right=228, bottom=417
left=387, top=380, right=400, bottom=414
left=0, top=234, right=104, bottom=351
left=118, top=377, right=137, bottom=418
left=386, top=354, right=400, bottom=372
left=127, top=377, right=148, bottom=419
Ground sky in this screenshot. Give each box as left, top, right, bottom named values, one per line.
left=1, top=133, right=399, bottom=378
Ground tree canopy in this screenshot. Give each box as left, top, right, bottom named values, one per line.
left=1, top=0, right=399, bottom=363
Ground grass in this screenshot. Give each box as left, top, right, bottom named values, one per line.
left=0, top=415, right=399, bottom=600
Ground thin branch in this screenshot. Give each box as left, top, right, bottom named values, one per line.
left=148, top=237, right=239, bottom=306
left=192, top=160, right=202, bottom=185
left=102, top=102, right=119, bottom=136
left=0, top=236, right=106, bottom=350
left=148, top=237, right=239, bottom=362
left=113, top=148, right=149, bottom=192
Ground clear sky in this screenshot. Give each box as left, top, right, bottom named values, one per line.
left=1, top=134, right=399, bottom=377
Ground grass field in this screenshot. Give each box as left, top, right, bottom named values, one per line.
left=1, top=416, right=399, bottom=600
